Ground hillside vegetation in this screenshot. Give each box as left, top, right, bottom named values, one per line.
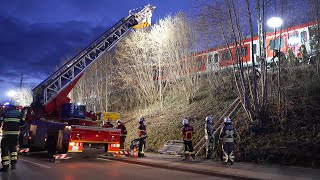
left=120, top=65, right=320, bottom=168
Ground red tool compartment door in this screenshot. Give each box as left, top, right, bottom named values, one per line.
left=69, top=125, right=121, bottom=144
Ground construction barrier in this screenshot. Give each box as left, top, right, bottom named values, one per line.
left=52, top=154, right=70, bottom=163
left=113, top=150, right=131, bottom=157
left=18, top=148, right=30, bottom=153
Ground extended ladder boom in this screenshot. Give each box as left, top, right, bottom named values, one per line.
left=32, top=5, right=155, bottom=109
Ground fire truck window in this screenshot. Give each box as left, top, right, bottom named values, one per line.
left=214, top=53, right=219, bottom=63
left=208, top=54, right=213, bottom=63
left=269, top=37, right=284, bottom=50
left=301, top=31, right=307, bottom=43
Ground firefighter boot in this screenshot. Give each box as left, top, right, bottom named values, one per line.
left=182, top=154, right=189, bottom=161
left=0, top=167, right=9, bottom=172
left=191, top=154, right=195, bottom=160
left=11, top=164, right=16, bottom=170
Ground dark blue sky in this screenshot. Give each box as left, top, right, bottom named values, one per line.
left=0, top=0, right=193, bottom=102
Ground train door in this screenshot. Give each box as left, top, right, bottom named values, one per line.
left=287, top=31, right=300, bottom=56
left=196, top=54, right=206, bottom=73
left=206, top=52, right=219, bottom=73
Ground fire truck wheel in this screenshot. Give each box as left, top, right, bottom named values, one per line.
left=62, top=143, right=68, bottom=154
left=47, top=136, right=57, bottom=156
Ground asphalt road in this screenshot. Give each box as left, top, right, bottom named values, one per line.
left=0, top=152, right=229, bottom=180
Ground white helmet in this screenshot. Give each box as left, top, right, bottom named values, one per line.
left=224, top=117, right=231, bottom=123
left=139, top=117, right=145, bottom=124
left=116, top=120, right=121, bottom=124
left=182, top=118, right=189, bottom=125
left=206, top=116, right=212, bottom=123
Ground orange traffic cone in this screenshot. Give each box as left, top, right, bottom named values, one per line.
left=133, top=147, right=138, bottom=157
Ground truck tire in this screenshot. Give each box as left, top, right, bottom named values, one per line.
left=62, top=143, right=68, bottom=154
left=46, top=136, right=57, bottom=157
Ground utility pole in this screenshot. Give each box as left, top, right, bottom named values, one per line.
left=20, top=73, right=23, bottom=89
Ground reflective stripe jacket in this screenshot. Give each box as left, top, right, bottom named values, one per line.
left=116, top=123, right=127, bottom=137
left=138, top=124, right=147, bottom=138
left=219, top=123, right=237, bottom=143
left=205, top=123, right=214, bottom=140
left=182, top=125, right=193, bottom=141
left=1, top=109, right=23, bottom=135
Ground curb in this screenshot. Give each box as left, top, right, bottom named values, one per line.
left=99, top=155, right=261, bottom=180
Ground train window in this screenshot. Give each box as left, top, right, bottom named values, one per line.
left=222, top=51, right=231, bottom=61
left=214, top=54, right=219, bottom=63
left=288, top=32, right=299, bottom=45
left=269, top=37, right=284, bottom=50
left=197, top=57, right=204, bottom=67
left=208, top=54, right=213, bottom=63
left=253, top=44, right=257, bottom=54
left=236, top=46, right=248, bottom=57
left=301, top=31, right=307, bottom=43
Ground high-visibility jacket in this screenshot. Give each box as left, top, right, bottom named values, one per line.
left=116, top=123, right=127, bottom=137
left=1, top=109, right=23, bottom=135
left=219, top=123, right=237, bottom=143
left=182, top=124, right=193, bottom=141
left=138, top=124, right=147, bottom=138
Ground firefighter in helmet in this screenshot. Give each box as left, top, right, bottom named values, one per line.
left=182, top=118, right=195, bottom=161
left=205, top=115, right=215, bottom=159
left=219, top=117, right=237, bottom=165
left=138, top=117, right=147, bottom=157
left=103, top=118, right=114, bottom=128
left=103, top=118, right=113, bottom=153
left=0, top=104, right=23, bottom=172
left=116, top=120, right=127, bottom=149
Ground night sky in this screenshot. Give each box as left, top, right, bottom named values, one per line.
left=0, top=0, right=193, bottom=102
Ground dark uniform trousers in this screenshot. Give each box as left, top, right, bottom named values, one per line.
left=206, top=137, right=214, bottom=159
left=138, top=137, right=146, bottom=157
left=1, top=135, right=19, bottom=168
left=184, top=140, right=195, bottom=159
left=120, top=136, right=126, bottom=150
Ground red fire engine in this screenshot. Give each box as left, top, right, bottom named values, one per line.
left=19, top=5, right=156, bottom=158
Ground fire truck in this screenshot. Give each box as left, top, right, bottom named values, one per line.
left=19, top=5, right=156, bottom=157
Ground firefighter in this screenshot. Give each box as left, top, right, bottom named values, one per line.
left=103, top=118, right=114, bottom=153
left=0, top=104, right=23, bottom=172
left=205, top=115, right=215, bottom=159
left=116, top=120, right=127, bottom=149
left=103, top=118, right=114, bottom=128
left=138, top=117, right=147, bottom=157
left=219, top=117, right=237, bottom=165
left=182, top=118, right=195, bottom=161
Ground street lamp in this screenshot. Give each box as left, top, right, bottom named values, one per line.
left=7, top=90, right=16, bottom=103
left=267, top=17, right=283, bottom=28
left=267, top=17, right=283, bottom=65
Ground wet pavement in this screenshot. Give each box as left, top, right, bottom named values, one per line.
left=98, top=152, right=320, bottom=180
left=0, top=152, right=227, bottom=180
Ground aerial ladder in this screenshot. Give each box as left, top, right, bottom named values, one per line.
left=32, top=5, right=156, bottom=117
left=20, top=5, right=156, bottom=159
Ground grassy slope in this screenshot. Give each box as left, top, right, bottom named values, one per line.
left=121, top=66, right=320, bottom=167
